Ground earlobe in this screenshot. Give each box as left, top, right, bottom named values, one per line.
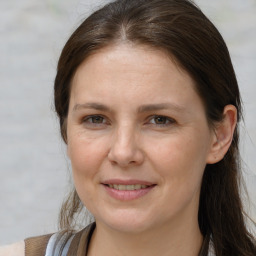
left=206, top=105, right=237, bottom=164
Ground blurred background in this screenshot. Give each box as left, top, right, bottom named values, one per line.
left=0, top=0, right=255, bottom=245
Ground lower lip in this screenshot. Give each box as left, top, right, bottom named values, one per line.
left=103, top=185, right=155, bottom=201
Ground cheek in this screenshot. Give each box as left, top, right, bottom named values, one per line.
left=148, top=132, right=209, bottom=187
left=151, top=136, right=207, bottom=213
left=149, top=135, right=204, bottom=164
left=68, top=135, right=108, bottom=178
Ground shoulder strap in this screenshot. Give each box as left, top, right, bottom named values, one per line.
left=45, top=231, right=75, bottom=256
left=24, top=234, right=52, bottom=256
left=24, top=223, right=96, bottom=256
left=44, top=223, right=95, bottom=256
left=67, top=222, right=96, bottom=256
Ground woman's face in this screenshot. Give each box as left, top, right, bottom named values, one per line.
left=67, top=44, right=216, bottom=233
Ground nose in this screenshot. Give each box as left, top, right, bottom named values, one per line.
left=108, top=126, right=144, bottom=167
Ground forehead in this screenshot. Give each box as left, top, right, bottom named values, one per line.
left=70, top=43, right=203, bottom=112
left=75, top=43, right=184, bottom=74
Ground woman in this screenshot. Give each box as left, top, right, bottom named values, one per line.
left=1, top=0, right=255, bottom=255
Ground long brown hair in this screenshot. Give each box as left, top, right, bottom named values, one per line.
left=54, top=0, right=256, bottom=255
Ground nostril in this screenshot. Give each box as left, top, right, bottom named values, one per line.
left=108, top=152, right=141, bottom=167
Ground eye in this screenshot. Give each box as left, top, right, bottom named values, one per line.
left=87, top=116, right=104, bottom=123
left=148, top=115, right=176, bottom=126
left=82, top=115, right=108, bottom=126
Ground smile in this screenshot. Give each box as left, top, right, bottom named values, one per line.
left=106, top=184, right=149, bottom=190
left=103, top=182, right=156, bottom=201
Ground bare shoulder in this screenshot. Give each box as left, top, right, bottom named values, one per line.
left=0, top=241, right=25, bottom=256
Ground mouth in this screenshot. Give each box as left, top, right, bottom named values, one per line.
left=102, top=180, right=156, bottom=200
left=105, top=184, right=152, bottom=190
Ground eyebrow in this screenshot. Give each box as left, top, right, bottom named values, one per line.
left=73, top=102, right=185, bottom=113
left=72, top=103, right=111, bottom=112
left=138, top=103, right=185, bottom=113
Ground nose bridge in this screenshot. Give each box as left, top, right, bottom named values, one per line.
left=108, top=121, right=144, bottom=166
left=116, top=122, right=134, bottom=148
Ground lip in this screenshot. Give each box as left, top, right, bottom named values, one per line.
left=102, top=179, right=155, bottom=186
left=101, top=179, right=156, bottom=201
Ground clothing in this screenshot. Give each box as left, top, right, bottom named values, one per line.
left=25, top=222, right=215, bottom=256
left=25, top=223, right=95, bottom=256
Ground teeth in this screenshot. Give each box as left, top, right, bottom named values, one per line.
left=108, top=184, right=149, bottom=190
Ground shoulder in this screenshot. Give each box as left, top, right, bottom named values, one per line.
left=0, top=223, right=95, bottom=256
left=0, top=241, right=25, bottom=256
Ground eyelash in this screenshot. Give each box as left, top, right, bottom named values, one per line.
left=82, top=115, right=176, bottom=127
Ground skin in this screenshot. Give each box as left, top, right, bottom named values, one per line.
left=0, top=241, right=24, bottom=256
left=66, top=44, right=237, bottom=256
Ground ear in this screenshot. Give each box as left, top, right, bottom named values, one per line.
left=206, top=105, right=237, bottom=164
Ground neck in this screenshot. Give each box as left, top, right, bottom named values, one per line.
left=88, top=213, right=203, bottom=256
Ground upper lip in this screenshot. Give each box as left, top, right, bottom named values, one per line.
left=101, top=179, right=156, bottom=186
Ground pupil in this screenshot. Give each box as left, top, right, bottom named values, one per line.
left=155, top=116, right=166, bottom=124
left=93, top=116, right=103, bottom=123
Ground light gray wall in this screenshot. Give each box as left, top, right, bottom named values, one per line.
left=0, top=0, right=255, bottom=245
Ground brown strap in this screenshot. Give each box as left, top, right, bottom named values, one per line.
left=77, top=222, right=95, bottom=256
left=66, top=229, right=84, bottom=255
left=24, top=223, right=95, bottom=256
left=24, top=234, right=53, bottom=256
left=67, top=222, right=96, bottom=256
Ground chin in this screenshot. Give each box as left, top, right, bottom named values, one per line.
left=95, top=209, right=158, bottom=234
left=107, top=220, right=151, bottom=234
